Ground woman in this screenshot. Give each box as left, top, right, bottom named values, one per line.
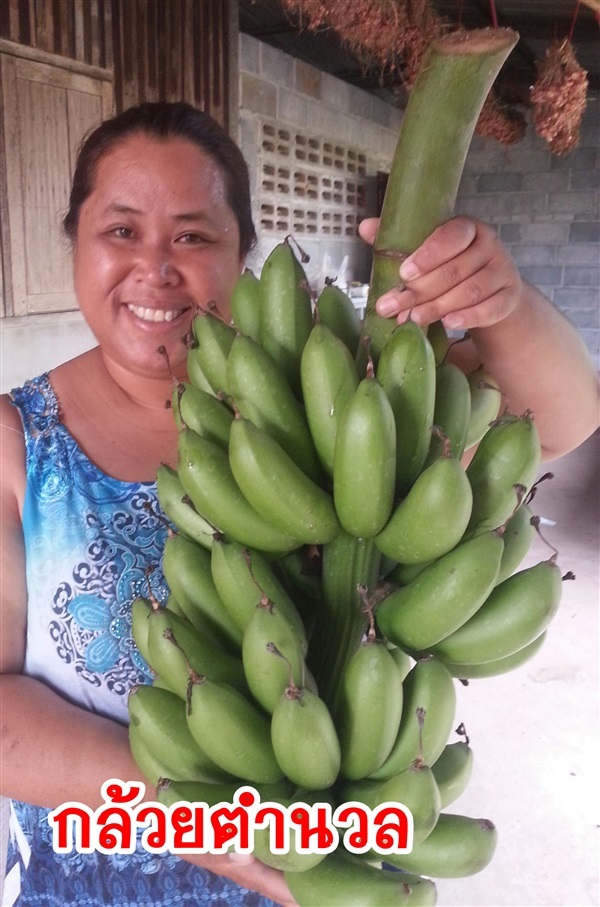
left=1, top=101, right=598, bottom=907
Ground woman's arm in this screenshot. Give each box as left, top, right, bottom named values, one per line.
left=0, top=396, right=296, bottom=907
left=360, top=216, right=600, bottom=460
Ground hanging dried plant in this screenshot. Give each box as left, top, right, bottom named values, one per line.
left=530, top=39, right=588, bottom=155
left=476, top=93, right=527, bottom=146
left=281, top=0, right=445, bottom=88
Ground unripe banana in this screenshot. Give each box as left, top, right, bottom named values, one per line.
left=128, top=684, right=233, bottom=784
left=315, top=281, right=362, bottom=358
left=375, top=450, right=473, bottom=565
left=173, top=381, right=233, bottom=448
left=188, top=310, right=236, bottom=395
left=252, top=787, right=333, bottom=873
left=375, top=530, right=504, bottom=651
left=178, top=429, right=301, bottom=553
left=424, top=361, right=471, bottom=464
left=162, top=532, right=242, bottom=651
left=146, top=606, right=246, bottom=699
left=131, top=596, right=154, bottom=668
left=230, top=267, right=261, bottom=341
left=466, top=412, right=541, bottom=535
left=426, top=319, right=450, bottom=366
left=341, top=761, right=441, bottom=847
left=229, top=418, right=340, bottom=545
left=369, top=656, right=456, bottom=781
left=156, top=464, right=214, bottom=550
left=431, top=741, right=473, bottom=808
left=271, top=684, right=341, bottom=791
left=242, top=601, right=310, bottom=714
left=285, top=849, right=437, bottom=906
left=156, top=777, right=294, bottom=809
left=187, top=674, right=284, bottom=784
left=383, top=812, right=498, bottom=878
left=336, top=638, right=404, bottom=781
left=258, top=239, right=314, bottom=397
left=464, top=367, right=502, bottom=450
left=210, top=536, right=307, bottom=649
left=433, top=557, right=562, bottom=665
left=300, top=323, right=360, bottom=477
left=441, top=631, right=547, bottom=679
left=376, top=320, right=436, bottom=494
left=226, top=333, right=322, bottom=482
left=333, top=376, right=396, bottom=538
left=496, top=502, right=536, bottom=584
left=186, top=343, right=216, bottom=396
left=388, top=645, right=413, bottom=682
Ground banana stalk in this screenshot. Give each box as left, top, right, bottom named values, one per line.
left=307, top=532, right=381, bottom=716
left=361, top=27, right=519, bottom=362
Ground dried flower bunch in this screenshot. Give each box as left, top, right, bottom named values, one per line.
left=530, top=39, right=588, bottom=155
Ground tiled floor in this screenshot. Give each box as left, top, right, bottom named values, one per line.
left=1, top=432, right=598, bottom=907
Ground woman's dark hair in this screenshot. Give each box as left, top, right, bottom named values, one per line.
left=63, top=101, right=256, bottom=257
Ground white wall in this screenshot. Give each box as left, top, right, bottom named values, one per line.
left=1, top=312, right=96, bottom=394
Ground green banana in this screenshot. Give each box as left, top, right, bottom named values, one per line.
left=186, top=674, right=284, bottom=784
left=177, top=428, right=301, bottom=553
left=131, top=596, right=154, bottom=668
left=162, top=532, right=243, bottom=651
left=128, top=683, right=233, bottom=784
left=426, top=320, right=450, bottom=366
left=186, top=342, right=216, bottom=397
left=336, top=638, right=404, bottom=781
left=368, top=656, right=456, bottom=781
left=315, top=281, right=362, bottom=358
left=271, top=684, right=341, bottom=791
left=187, top=310, right=236, bottom=396
left=156, top=777, right=293, bottom=809
left=242, top=600, right=310, bottom=714
left=341, top=761, right=441, bottom=847
left=173, top=381, right=233, bottom=448
left=229, top=418, right=340, bottom=545
left=376, top=320, right=436, bottom=494
left=424, top=361, right=471, bottom=464
left=464, top=367, right=502, bottom=450
left=145, top=605, right=246, bottom=699
left=252, top=787, right=332, bottom=873
left=258, top=239, right=314, bottom=397
left=383, top=812, right=498, bottom=878
left=156, top=464, right=214, bottom=550
left=374, top=450, right=473, bottom=565
left=300, top=323, right=360, bottom=477
left=433, top=557, right=562, bottom=665
left=163, top=591, right=187, bottom=620
left=442, top=632, right=547, bottom=679
left=210, top=536, right=307, bottom=649
left=388, top=645, right=413, bottom=682
left=333, top=375, right=396, bottom=538
left=285, top=849, right=437, bottom=906
left=226, top=333, right=322, bottom=483
left=431, top=741, right=474, bottom=808
left=496, top=502, right=536, bottom=584
left=230, top=267, right=261, bottom=341
left=466, top=411, right=542, bottom=535
left=375, top=530, right=504, bottom=651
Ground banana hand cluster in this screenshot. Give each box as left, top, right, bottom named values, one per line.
left=129, top=238, right=566, bottom=906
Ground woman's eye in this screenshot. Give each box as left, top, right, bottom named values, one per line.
left=112, top=226, right=134, bottom=239
left=177, top=232, right=208, bottom=245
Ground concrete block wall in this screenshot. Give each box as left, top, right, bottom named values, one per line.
left=456, top=104, right=599, bottom=367
left=239, top=33, right=403, bottom=289
left=238, top=33, right=599, bottom=367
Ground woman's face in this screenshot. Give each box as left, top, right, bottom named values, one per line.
left=73, top=133, right=243, bottom=379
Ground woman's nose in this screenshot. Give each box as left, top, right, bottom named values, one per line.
left=135, top=245, right=181, bottom=287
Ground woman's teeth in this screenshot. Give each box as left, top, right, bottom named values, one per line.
left=128, top=304, right=180, bottom=323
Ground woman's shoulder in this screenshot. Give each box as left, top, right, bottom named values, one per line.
left=0, top=393, right=27, bottom=511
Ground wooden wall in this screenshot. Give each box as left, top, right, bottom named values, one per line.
left=0, top=0, right=234, bottom=127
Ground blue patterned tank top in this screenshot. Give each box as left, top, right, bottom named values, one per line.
left=4, top=374, right=275, bottom=907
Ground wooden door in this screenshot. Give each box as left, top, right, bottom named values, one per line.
left=1, top=44, right=113, bottom=316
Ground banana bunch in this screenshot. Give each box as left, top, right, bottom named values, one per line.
left=129, top=237, right=567, bottom=906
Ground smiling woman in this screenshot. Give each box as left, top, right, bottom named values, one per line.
left=0, top=102, right=293, bottom=907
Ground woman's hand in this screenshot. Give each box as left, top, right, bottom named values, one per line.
left=183, top=852, right=297, bottom=906
left=358, top=215, right=522, bottom=331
